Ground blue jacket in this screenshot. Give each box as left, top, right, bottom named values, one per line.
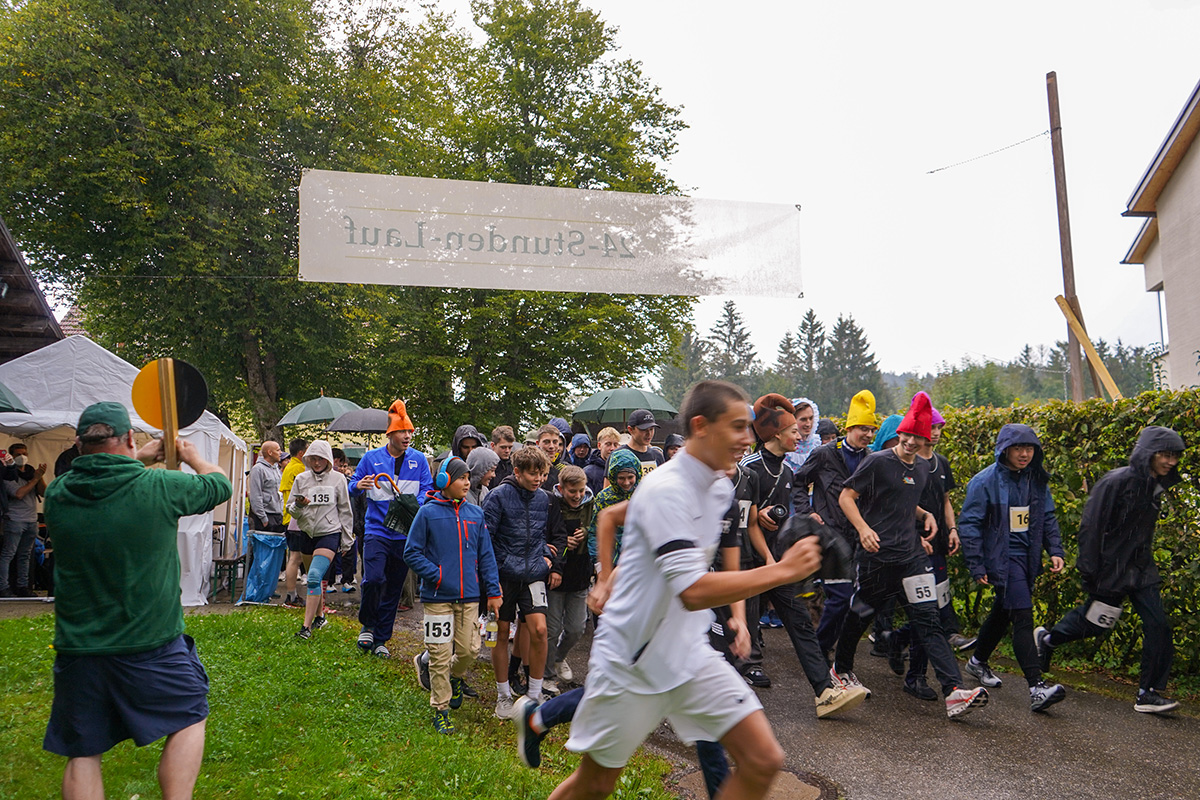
left=482, top=475, right=561, bottom=582
left=404, top=490, right=501, bottom=603
left=349, top=444, right=433, bottom=540
left=959, top=424, right=1064, bottom=585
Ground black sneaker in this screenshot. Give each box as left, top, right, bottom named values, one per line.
left=947, top=633, right=978, bottom=651
left=433, top=708, right=455, bottom=735
left=311, top=615, right=327, bottom=630
left=965, top=657, right=1002, bottom=688
left=743, top=666, right=772, bottom=688
left=903, top=675, right=938, bottom=702
left=450, top=677, right=466, bottom=710
left=1034, top=626, right=1054, bottom=673
left=1030, top=681, right=1066, bottom=712
left=514, top=695, right=546, bottom=768
left=295, top=625, right=312, bottom=640
left=413, top=651, right=431, bottom=692
left=459, top=680, right=478, bottom=698
left=510, top=667, right=528, bottom=697
left=1134, top=690, right=1180, bottom=714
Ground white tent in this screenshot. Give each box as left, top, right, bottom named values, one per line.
left=0, top=336, right=248, bottom=605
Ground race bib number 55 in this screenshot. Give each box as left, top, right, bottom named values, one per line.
left=424, top=613, right=453, bottom=644
left=902, top=573, right=937, bottom=604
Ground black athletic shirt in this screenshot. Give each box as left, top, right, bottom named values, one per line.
left=918, top=452, right=956, bottom=556
left=617, top=444, right=665, bottom=479
left=740, top=448, right=794, bottom=532
left=721, top=465, right=760, bottom=566
left=845, top=448, right=928, bottom=563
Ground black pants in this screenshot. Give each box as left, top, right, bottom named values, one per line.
left=1048, top=586, right=1173, bottom=693
left=750, top=581, right=833, bottom=695
left=972, top=584, right=1041, bottom=686
left=835, top=557, right=963, bottom=696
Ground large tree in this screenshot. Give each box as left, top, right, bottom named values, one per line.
left=821, top=314, right=888, bottom=415
left=0, top=0, right=693, bottom=442
left=654, top=327, right=712, bottom=409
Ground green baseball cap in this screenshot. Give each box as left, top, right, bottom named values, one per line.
left=77, top=402, right=132, bottom=437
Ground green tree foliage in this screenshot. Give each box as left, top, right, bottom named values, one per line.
left=654, top=328, right=711, bottom=409
left=936, top=391, right=1200, bottom=685
left=820, top=314, right=889, bottom=415
left=0, top=0, right=693, bottom=442
left=706, top=300, right=760, bottom=386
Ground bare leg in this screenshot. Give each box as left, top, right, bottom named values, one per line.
left=304, top=593, right=321, bottom=628
left=715, top=710, right=784, bottom=800
left=284, top=550, right=303, bottom=598
left=547, top=753, right=623, bottom=800
left=492, top=620, right=511, bottom=682
left=158, top=718, right=206, bottom=800
left=62, top=755, right=103, bottom=800
left=525, top=612, right=548, bottom=680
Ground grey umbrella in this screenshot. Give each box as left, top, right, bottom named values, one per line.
left=325, top=408, right=389, bottom=434
left=276, top=394, right=362, bottom=426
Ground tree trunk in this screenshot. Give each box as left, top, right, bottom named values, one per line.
left=241, top=329, right=280, bottom=440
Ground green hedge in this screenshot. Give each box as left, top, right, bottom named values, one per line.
left=935, top=390, right=1200, bottom=683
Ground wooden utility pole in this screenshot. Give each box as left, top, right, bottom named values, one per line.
left=1047, top=71, right=1085, bottom=403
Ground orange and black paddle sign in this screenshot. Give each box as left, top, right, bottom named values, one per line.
left=132, top=358, right=208, bottom=469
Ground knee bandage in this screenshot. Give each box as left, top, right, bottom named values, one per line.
left=307, top=554, right=332, bottom=596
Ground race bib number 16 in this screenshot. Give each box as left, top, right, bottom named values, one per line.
left=424, top=613, right=454, bottom=644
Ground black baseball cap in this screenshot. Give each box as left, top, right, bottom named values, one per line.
left=627, top=409, right=658, bottom=430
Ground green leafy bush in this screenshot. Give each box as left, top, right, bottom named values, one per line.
left=936, top=390, right=1200, bottom=683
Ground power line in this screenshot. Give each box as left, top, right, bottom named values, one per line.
left=926, top=130, right=1050, bottom=174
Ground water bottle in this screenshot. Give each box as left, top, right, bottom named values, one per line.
left=484, top=611, right=499, bottom=648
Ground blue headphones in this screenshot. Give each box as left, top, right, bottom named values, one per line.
left=436, top=456, right=462, bottom=490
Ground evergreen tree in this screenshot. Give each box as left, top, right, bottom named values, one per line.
left=821, top=314, right=888, bottom=415
left=773, top=331, right=802, bottom=396
left=655, top=328, right=712, bottom=408
left=707, top=300, right=759, bottom=385
left=797, top=308, right=827, bottom=407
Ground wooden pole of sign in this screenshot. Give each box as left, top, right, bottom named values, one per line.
left=157, top=357, right=180, bottom=469
left=1047, top=71, right=1086, bottom=403
left=1055, top=295, right=1124, bottom=400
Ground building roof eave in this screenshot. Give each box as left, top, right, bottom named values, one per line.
left=1125, top=77, right=1200, bottom=216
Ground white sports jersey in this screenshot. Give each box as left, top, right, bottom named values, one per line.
left=587, top=449, right=734, bottom=694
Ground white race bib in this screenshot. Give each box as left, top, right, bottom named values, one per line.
left=737, top=500, right=751, bottom=529
left=423, top=613, right=454, bottom=644
left=529, top=580, right=548, bottom=608
left=1010, top=506, right=1031, bottom=533
left=902, top=573, right=937, bottom=604
left=1085, top=600, right=1123, bottom=629
left=935, top=579, right=951, bottom=609
left=307, top=489, right=333, bottom=506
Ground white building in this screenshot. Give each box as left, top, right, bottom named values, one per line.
left=1122, top=78, right=1200, bottom=389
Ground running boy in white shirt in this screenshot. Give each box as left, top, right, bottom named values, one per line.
left=548, top=380, right=823, bottom=800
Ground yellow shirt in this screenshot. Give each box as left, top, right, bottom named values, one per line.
left=279, top=457, right=307, bottom=526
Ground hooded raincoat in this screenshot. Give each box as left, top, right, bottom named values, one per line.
left=586, top=448, right=642, bottom=564
left=784, top=397, right=823, bottom=472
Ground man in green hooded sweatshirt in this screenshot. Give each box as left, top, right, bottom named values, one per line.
left=42, top=402, right=231, bottom=800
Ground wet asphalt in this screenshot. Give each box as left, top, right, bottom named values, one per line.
left=749, top=627, right=1200, bottom=800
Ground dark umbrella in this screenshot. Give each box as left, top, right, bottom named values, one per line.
left=325, top=408, right=389, bottom=434
left=571, top=387, right=678, bottom=425
left=277, top=394, right=362, bottom=426
left=0, top=379, right=30, bottom=414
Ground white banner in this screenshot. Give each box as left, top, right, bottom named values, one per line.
left=298, top=170, right=802, bottom=297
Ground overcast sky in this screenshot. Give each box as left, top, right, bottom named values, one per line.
left=445, top=0, right=1199, bottom=376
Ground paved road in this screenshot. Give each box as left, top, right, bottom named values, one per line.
left=751, top=627, right=1199, bottom=800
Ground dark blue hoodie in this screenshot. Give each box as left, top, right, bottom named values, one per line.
left=959, top=423, right=1064, bottom=585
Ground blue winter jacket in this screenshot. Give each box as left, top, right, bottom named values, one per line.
left=959, top=423, right=1065, bottom=585
left=404, top=490, right=501, bottom=603
left=482, top=475, right=563, bottom=582
left=349, top=444, right=434, bottom=540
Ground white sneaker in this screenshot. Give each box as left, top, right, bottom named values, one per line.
left=541, top=680, right=560, bottom=697
left=495, top=694, right=517, bottom=720
left=835, top=671, right=872, bottom=699
left=555, top=661, right=573, bottom=682
left=815, top=684, right=868, bottom=718
left=946, top=686, right=989, bottom=719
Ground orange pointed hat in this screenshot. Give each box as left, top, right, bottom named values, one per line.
left=386, top=399, right=415, bottom=434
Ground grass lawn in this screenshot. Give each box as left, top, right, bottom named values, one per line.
left=0, top=608, right=679, bottom=800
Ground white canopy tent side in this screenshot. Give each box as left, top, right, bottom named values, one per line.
left=0, top=336, right=248, bottom=606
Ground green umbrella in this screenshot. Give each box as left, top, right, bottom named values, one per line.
left=571, top=387, right=677, bottom=425
left=277, top=394, right=362, bottom=426
left=0, top=379, right=30, bottom=414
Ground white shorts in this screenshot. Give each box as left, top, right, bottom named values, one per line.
left=565, top=650, right=762, bottom=768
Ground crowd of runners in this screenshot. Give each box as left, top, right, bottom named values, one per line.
left=34, top=380, right=1186, bottom=800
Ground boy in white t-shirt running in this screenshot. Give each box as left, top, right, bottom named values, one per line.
left=548, top=380, right=823, bottom=800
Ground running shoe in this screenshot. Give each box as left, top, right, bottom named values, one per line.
left=947, top=633, right=978, bottom=651
left=542, top=680, right=560, bottom=698
left=835, top=670, right=871, bottom=699
left=759, top=613, right=772, bottom=628
left=459, top=680, right=479, bottom=698
left=903, top=676, right=938, bottom=702
left=433, top=708, right=454, bottom=735
left=413, top=651, right=431, bottom=691
left=341, top=583, right=355, bottom=593
left=449, top=677, right=466, bottom=710
left=965, top=657, right=1002, bottom=688
left=743, top=666, right=772, bottom=688
left=295, top=625, right=312, bottom=640
left=372, top=644, right=390, bottom=658
left=555, top=660, right=574, bottom=682
left=311, top=615, right=327, bottom=630
left=514, top=695, right=546, bottom=768
left=325, top=583, right=338, bottom=593
left=283, top=594, right=302, bottom=608
left=1034, top=626, right=1054, bottom=673
left=946, top=686, right=989, bottom=719
left=495, top=694, right=517, bottom=720
left=1134, top=690, right=1180, bottom=714
left=510, top=667, right=528, bottom=697
left=356, top=629, right=374, bottom=652
left=768, top=610, right=784, bottom=628
left=1030, top=681, right=1066, bottom=712
left=815, top=684, right=868, bottom=718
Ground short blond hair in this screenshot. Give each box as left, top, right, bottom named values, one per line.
left=596, top=427, right=620, bottom=444
left=557, top=464, right=587, bottom=487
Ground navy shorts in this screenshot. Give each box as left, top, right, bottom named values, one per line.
left=44, top=634, right=209, bottom=758
left=299, top=532, right=340, bottom=555
left=286, top=531, right=306, bottom=552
